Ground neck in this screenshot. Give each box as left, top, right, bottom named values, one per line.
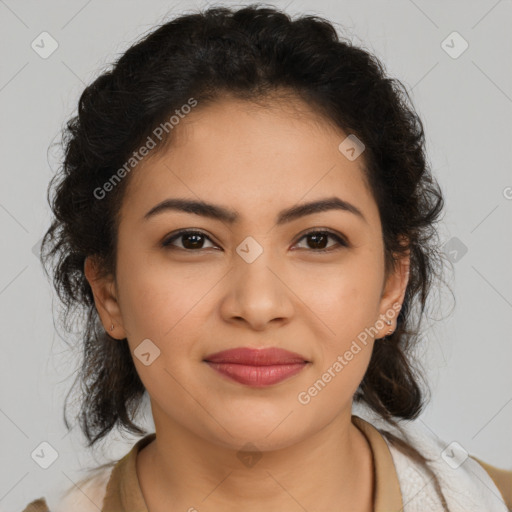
left=136, top=407, right=374, bottom=512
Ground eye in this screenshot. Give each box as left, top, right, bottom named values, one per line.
left=162, top=228, right=348, bottom=253
left=162, top=230, right=217, bottom=251
left=293, top=229, right=348, bottom=253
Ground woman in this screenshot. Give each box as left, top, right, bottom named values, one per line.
left=23, top=4, right=511, bottom=511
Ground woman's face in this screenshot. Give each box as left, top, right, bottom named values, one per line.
left=86, top=95, right=408, bottom=450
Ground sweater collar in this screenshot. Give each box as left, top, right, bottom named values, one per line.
left=101, top=415, right=403, bottom=511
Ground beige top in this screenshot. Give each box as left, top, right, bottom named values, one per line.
left=22, top=415, right=512, bottom=511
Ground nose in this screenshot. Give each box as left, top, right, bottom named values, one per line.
left=218, top=248, right=295, bottom=330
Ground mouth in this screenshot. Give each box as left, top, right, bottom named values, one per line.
left=203, top=347, right=310, bottom=387
left=203, top=346, right=310, bottom=365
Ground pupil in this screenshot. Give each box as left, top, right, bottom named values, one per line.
left=309, top=233, right=327, bottom=249
left=184, top=233, right=203, bottom=249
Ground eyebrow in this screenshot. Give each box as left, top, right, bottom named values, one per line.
left=143, top=196, right=367, bottom=225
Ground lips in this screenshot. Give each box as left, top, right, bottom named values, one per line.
left=203, top=347, right=309, bottom=365
left=203, top=347, right=310, bottom=387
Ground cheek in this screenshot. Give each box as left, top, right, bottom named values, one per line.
left=116, top=248, right=217, bottom=341
left=300, top=254, right=383, bottom=336
left=297, top=270, right=380, bottom=407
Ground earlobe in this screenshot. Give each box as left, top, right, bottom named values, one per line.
left=377, top=249, right=410, bottom=339
left=84, top=256, right=126, bottom=339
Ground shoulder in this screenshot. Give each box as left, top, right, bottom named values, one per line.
left=53, top=464, right=115, bottom=512
left=470, top=455, right=512, bottom=510
left=353, top=405, right=510, bottom=511
left=21, top=464, right=114, bottom=512
left=21, top=433, right=155, bottom=512
left=21, top=497, right=51, bottom=512
left=384, top=420, right=511, bottom=511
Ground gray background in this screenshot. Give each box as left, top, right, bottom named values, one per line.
left=1, top=0, right=511, bottom=510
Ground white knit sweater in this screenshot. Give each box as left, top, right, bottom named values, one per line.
left=354, top=403, right=509, bottom=511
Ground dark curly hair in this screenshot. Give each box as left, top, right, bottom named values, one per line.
left=40, top=3, right=452, bottom=508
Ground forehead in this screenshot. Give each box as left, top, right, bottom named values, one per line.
left=120, top=96, right=379, bottom=229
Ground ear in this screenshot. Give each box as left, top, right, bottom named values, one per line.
left=84, top=256, right=127, bottom=339
left=375, top=245, right=410, bottom=339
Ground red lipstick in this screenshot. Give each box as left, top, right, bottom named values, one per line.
left=203, top=347, right=310, bottom=387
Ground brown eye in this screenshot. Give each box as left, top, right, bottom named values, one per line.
left=294, top=230, right=348, bottom=252
left=162, top=230, right=216, bottom=251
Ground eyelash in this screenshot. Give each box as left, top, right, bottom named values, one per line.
left=161, top=228, right=348, bottom=253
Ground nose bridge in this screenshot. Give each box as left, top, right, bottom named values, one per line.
left=233, top=233, right=280, bottom=289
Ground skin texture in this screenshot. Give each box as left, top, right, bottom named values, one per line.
left=84, top=95, right=410, bottom=512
